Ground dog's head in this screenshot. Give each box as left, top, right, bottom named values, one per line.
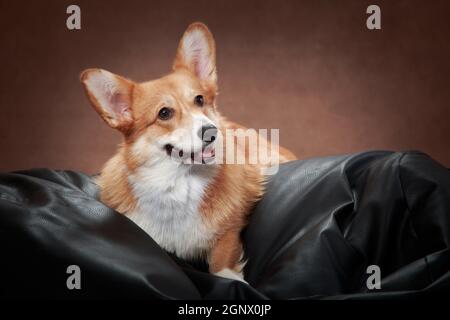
left=81, top=23, right=220, bottom=166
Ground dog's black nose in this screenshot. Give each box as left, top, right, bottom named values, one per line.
left=198, top=124, right=217, bottom=145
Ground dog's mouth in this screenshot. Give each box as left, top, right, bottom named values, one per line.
left=164, top=144, right=215, bottom=164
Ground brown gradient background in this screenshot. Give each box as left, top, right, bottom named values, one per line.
left=1, top=0, right=449, bottom=174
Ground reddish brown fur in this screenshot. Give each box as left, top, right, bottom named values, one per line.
left=81, top=22, right=296, bottom=274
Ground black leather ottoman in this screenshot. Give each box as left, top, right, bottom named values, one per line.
left=0, top=151, right=448, bottom=299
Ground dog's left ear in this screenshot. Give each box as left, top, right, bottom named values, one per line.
left=173, top=22, right=217, bottom=86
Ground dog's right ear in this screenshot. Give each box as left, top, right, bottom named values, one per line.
left=80, top=69, right=134, bottom=131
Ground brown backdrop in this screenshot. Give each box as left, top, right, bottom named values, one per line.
left=1, top=0, right=449, bottom=174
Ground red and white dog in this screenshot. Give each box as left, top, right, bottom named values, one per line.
left=81, top=22, right=296, bottom=281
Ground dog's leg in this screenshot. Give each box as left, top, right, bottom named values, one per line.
left=209, top=230, right=248, bottom=283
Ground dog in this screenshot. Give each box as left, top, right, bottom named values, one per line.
left=80, top=22, right=296, bottom=281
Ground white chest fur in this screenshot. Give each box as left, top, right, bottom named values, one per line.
left=126, top=161, right=217, bottom=259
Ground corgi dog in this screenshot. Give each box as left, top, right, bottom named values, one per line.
left=81, top=22, right=296, bottom=281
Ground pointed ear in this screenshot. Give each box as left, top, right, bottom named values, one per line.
left=173, top=22, right=217, bottom=85
left=80, top=69, right=134, bottom=131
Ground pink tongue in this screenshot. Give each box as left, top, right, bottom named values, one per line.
left=202, top=149, right=215, bottom=158
left=202, top=150, right=210, bottom=158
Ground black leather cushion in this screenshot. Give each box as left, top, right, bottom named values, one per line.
left=0, top=151, right=449, bottom=299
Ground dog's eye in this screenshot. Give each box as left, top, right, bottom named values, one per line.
left=194, top=95, right=204, bottom=107
left=158, top=107, right=174, bottom=120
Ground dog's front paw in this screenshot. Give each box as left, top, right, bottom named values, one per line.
left=213, top=268, right=248, bottom=284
